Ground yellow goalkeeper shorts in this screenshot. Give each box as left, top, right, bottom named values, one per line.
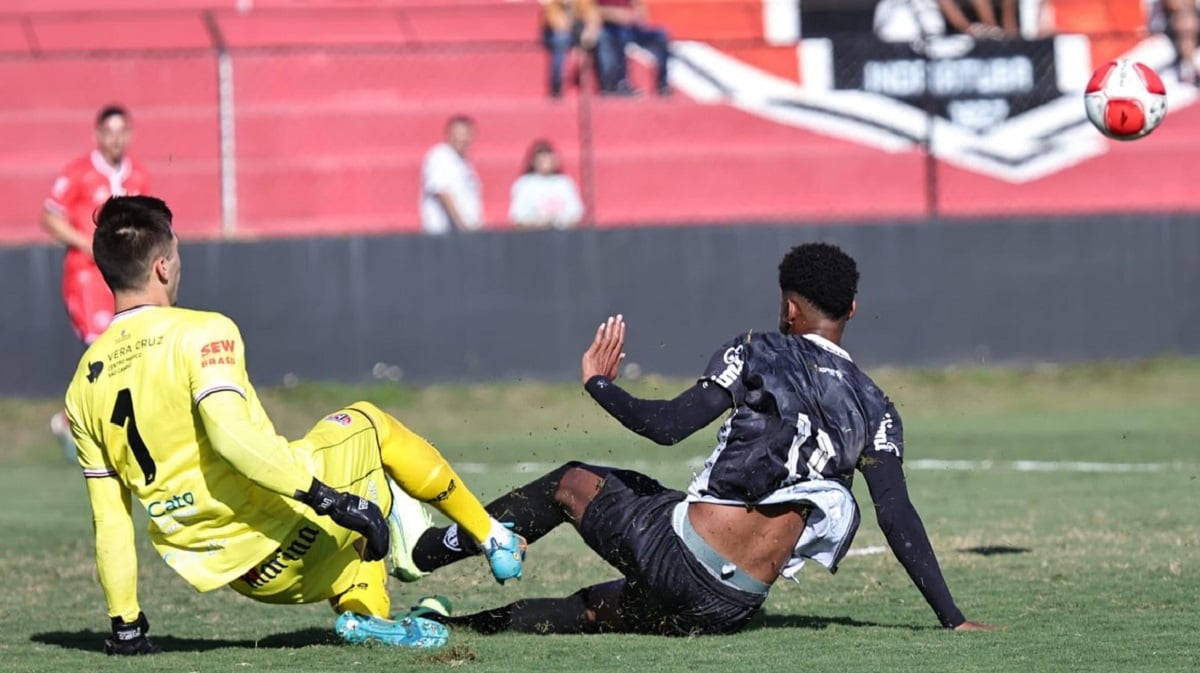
left=228, top=403, right=395, bottom=616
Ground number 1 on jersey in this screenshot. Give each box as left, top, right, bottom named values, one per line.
left=111, top=388, right=157, bottom=485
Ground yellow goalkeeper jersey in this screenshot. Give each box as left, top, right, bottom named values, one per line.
left=65, top=305, right=307, bottom=592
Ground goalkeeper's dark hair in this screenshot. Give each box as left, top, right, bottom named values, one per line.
left=778, top=242, right=859, bottom=320
left=93, top=196, right=174, bottom=292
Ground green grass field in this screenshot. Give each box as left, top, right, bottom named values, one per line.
left=1, top=359, right=1198, bottom=672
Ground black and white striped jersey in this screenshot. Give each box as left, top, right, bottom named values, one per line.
left=688, top=331, right=903, bottom=505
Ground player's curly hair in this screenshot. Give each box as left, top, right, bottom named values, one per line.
left=93, top=195, right=174, bottom=292
left=777, top=242, right=859, bottom=320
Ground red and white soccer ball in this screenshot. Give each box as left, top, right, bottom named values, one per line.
left=1084, top=59, right=1168, bottom=141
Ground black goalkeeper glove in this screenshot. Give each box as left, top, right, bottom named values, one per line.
left=296, top=478, right=390, bottom=562
left=104, top=612, right=161, bottom=656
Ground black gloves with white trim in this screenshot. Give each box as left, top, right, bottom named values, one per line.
left=295, top=478, right=390, bottom=562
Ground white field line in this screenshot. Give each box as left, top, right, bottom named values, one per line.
left=844, top=545, right=887, bottom=558
left=455, top=459, right=1189, bottom=475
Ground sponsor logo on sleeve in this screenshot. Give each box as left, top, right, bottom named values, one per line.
left=200, top=339, right=238, bottom=368
left=872, top=413, right=900, bottom=457
left=817, top=366, right=845, bottom=380
left=714, top=345, right=744, bottom=388
left=324, top=412, right=353, bottom=427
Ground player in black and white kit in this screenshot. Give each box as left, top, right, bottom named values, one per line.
left=398, top=242, right=995, bottom=635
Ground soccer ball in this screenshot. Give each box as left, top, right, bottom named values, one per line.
left=1083, top=59, right=1167, bottom=141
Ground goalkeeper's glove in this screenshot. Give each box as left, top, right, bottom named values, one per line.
left=296, top=478, right=390, bottom=562
left=103, top=612, right=161, bottom=656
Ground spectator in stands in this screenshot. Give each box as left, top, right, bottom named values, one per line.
left=1154, top=0, right=1199, bottom=86
left=420, top=116, right=482, bottom=234
left=509, top=140, right=584, bottom=229
left=875, top=0, right=1017, bottom=41
left=541, top=0, right=605, bottom=97
left=596, top=0, right=672, bottom=96
left=41, top=104, right=150, bottom=459
left=939, top=0, right=1018, bottom=38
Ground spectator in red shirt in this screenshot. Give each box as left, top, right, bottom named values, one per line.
left=42, top=105, right=151, bottom=454
left=596, top=0, right=671, bottom=96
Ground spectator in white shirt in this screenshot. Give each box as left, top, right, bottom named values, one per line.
left=508, top=140, right=584, bottom=229
left=421, top=115, right=482, bottom=234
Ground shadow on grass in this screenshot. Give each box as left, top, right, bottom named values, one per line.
left=747, top=613, right=934, bottom=632
left=960, top=546, right=1032, bottom=556
left=32, top=627, right=335, bottom=652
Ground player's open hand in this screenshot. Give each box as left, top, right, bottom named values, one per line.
left=582, top=315, right=626, bottom=383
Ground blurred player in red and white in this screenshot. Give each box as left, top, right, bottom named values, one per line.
left=42, top=105, right=150, bottom=455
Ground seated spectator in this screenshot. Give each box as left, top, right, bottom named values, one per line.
left=509, top=140, right=584, bottom=229
left=596, top=0, right=671, bottom=96
left=875, top=0, right=1017, bottom=41
left=541, top=0, right=606, bottom=97
left=938, top=0, right=1018, bottom=38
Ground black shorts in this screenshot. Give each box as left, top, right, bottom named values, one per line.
left=577, top=467, right=767, bottom=636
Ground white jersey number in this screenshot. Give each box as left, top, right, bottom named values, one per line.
left=786, top=412, right=837, bottom=481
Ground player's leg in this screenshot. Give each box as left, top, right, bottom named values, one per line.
left=236, top=415, right=449, bottom=648
left=229, top=521, right=449, bottom=648
left=411, top=465, right=764, bottom=636
left=346, top=402, right=524, bottom=582
left=409, top=461, right=602, bottom=573
left=631, top=24, right=671, bottom=93
left=441, top=579, right=627, bottom=634
left=53, top=265, right=115, bottom=460
left=63, top=264, right=115, bottom=344
left=330, top=558, right=449, bottom=648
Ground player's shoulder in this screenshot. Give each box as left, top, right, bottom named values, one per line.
left=60, top=153, right=94, bottom=176
left=125, top=305, right=235, bottom=329
left=839, top=363, right=895, bottom=423
left=66, top=339, right=107, bottom=398
left=171, top=307, right=239, bottom=330
left=126, top=156, right=151, bottom=178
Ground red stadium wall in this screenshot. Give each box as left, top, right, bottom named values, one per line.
left=2, top=0, right=1199, bottom=244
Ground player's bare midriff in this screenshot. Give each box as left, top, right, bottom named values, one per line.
left=686, top=501, right=809, bottom=585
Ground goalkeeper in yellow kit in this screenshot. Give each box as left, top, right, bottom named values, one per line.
left=64, top=195, right=526, bottom=654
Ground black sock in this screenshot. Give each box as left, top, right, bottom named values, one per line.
left=411, top=462, right=584, bottom=572
left=448, top=592, right=594, bottom=635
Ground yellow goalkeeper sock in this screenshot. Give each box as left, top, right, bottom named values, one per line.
left=332, top=560, right=390, bottom=617
left=375, top=410, right=493, bottom=545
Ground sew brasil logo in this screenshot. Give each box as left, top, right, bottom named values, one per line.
left=672, top=34, right=1197, bottom=183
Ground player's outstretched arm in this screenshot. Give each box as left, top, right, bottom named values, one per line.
left=85, top=477, right=160, bottom=655
left=581, top=315, right=731, bottom=444
left=859, top=449, right=999, bottom=630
